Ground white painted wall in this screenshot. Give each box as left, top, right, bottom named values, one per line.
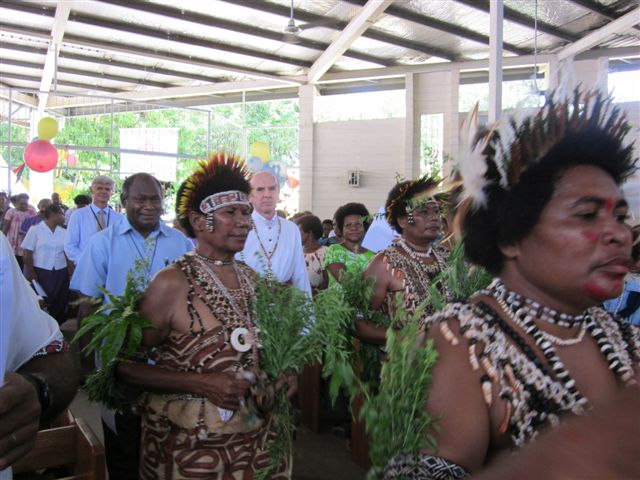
left=311, top=118, right=404, bottom=220
left=413, top=69, right=460, bottom=179
left=301, top=57, right=640, bottom=218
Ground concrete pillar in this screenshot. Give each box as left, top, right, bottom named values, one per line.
left=298, top=84, right=317, bottom=212
left=444, top=67, right=460, bottom=180
left=403, top=73, right=418, bottom=179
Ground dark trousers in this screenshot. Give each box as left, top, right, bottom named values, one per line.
left=102, top=408, right=141, bottom=480
left=35, top=266, right=69, bottom=324
left=15, top=254, right=23, bottom=270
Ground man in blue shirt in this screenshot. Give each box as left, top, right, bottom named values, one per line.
left=64, top=175, right=124, bottom=265
left=70, top=172, right=192, bottom=480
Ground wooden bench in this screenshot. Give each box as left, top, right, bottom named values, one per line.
left=12, top=415, right=106, bottom=480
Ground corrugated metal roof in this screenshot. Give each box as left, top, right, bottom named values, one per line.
left=0, top=0, right=637, bottom=108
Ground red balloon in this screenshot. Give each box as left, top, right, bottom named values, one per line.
left=24, top=140, right=58, bottom=172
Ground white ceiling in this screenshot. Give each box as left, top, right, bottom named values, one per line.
left=0, top=0, right=638, bottom=112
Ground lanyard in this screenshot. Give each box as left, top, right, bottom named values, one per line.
left=128, top=231, right=159, bottom=282
left=90, top=206, right=111, bottom=230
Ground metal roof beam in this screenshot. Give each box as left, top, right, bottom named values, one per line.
left=0, top=42, right=48, bottom=55
left=38, top=2, right=70, bottom=113
left=0, top=0, right=313, bottom=69
left=0, top=58, right=175, bottom=88
left=342, top=0, right=529, bottom=55
left=565, top=0, right=622, bottom=21
left=318, top=45, right=636, bottom=83
left=307, top=0, right=394, bottom=84
left=95, top=0, right=395, bottom=67
left=45, top=78, right=296, bottom=108
left=0, top=72, right=120, bottom=93
left=558, top=7, right=640, bottom=61
left=0, top=22, right=303, bottom=84
left=67, top=12, right=312, bottom=69
left=57, top=52, right=227, bottom=84
left=0, top=88, right=37, bottom=108
left=565, top=0, right=640, bottom=35
left=220, top=0, right=458, bottom=60
left=0, top=41, right=227, bottom=83
left=455, top=0, right=579, bottom=42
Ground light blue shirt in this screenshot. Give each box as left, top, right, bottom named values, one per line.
left=362, top=206, right=399, bottom=253
left=70, top=218, right=193, bottom=299
left=64, top=203, right=125, bottom=264
left=604, top=274, right=640, bottom=326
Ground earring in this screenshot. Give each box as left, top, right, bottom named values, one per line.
left=206, top=214, right=215, bottom=232
left=407, top=211, right=415, bottom=225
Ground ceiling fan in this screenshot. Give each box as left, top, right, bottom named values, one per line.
left=282, top=0, right=341, bottom=42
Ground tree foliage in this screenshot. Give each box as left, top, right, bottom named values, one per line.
left=44, top=99, right=299, bottom=197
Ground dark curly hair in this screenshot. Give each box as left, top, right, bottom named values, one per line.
left=334, top=202, right=371, bottom=234
left=43, top=204, right=63, bottom=219
left=463, top=125, right=637, bottom=275
left=296, top=214, right=323, bottom=241
left=385, top=177, right=440, bottom=234
left=175, top=154, right=251, bottom=238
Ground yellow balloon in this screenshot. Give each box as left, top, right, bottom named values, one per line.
left=250, top=141, right=270, bottom=163
left=37, top=117, right=58, bottom=141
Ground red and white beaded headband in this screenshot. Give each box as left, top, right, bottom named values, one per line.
left=199, top=190, right=250, bottom=214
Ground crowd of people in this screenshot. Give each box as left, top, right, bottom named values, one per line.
left=1, top=91, right=639, bottom=480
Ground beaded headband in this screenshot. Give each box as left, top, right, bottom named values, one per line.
left=386, top=177, right=440, bottom=224
left=199, top=190, right=250, bottom=214
left=176, top=152, right=252, bottom=222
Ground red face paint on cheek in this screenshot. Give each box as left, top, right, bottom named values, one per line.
left=583, top=280, right=623, bottom=302
left=582, top=230, right=600, bottom=242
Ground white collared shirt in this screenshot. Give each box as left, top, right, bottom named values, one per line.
left=237, top=210, right=312, bottom=297
left=1, top=235, right=63, bottom=480
left=21, top=221, right=67, bottom=270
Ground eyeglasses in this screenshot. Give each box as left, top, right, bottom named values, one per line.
left=343, top=222, right=364, bottom=230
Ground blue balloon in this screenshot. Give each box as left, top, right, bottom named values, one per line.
left=265, top=162, right=286, bottom=187
left=247, top=155, right=263, bottom=173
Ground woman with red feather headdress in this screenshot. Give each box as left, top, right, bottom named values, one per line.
left=118, top=153, right=290, bottom=480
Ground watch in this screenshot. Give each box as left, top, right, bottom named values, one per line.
left=20, top=372, right=52, bottom=415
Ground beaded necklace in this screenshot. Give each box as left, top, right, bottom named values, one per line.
left=494, top=296, right=587, bottom=347
left=424, top=293, right=639, bottom=447
left=193, top=256, right=261, bottom=361
left=383, top=242, right=450, bottom=325
left=163, top=255, right=264, bottom=439
left=489, top=280, right=585, bottom=328
left=194, top=250, right=235, bottom=266
left=396, top=237, right=432, bottom=260
left=486, top=279, right=636, bottom=382
left=252, top=216, right=282, bottom=280
left=395, top=237, right=445, bottom=275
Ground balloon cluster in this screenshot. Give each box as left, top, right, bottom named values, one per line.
left=24, top=117, right=59, bottom=173
left=245, top=141, right=299, bottom=189
left=58, top=148, right=78, bottom=167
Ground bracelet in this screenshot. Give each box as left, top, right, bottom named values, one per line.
left=19, top=372, right=52, bottom=417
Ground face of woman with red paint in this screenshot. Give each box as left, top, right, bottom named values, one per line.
left=500, top=165, right=632, bottom=314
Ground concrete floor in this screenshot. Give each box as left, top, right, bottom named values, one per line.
left=70, top=391, right=366, bottom=480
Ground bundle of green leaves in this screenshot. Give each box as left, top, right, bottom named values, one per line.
left=359, top=298, right=439, bottom=479
left=427, top=240, right=493, bottom=311
left=333, top=270, right=391, bottom=390
left=253, top=278, right=352, bottom=479
left=357, top=241, right=492, bottom=477
left=71, top=257, right=153, bottom=411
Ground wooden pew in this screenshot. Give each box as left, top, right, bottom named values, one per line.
left=12, top=416, right=106, bottom=480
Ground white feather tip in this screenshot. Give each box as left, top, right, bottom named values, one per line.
left=458, top=103, right=489, bottom=208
